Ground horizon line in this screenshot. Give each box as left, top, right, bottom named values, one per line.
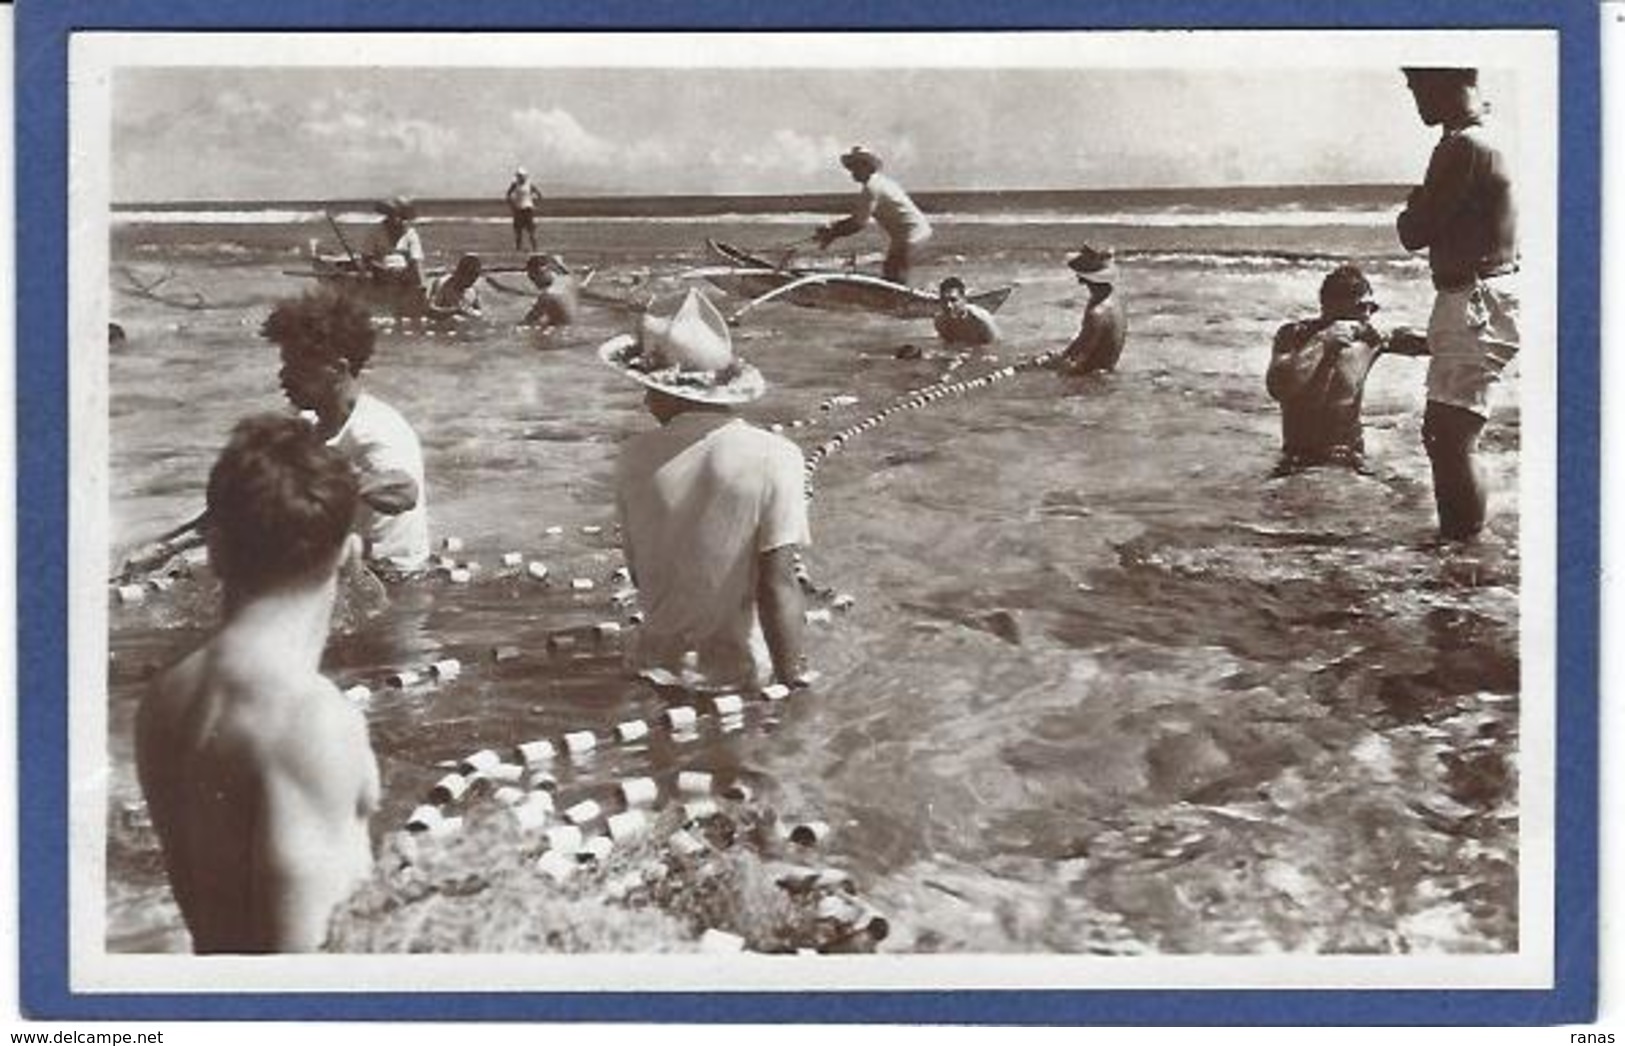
left=111, top=181, right=1412, bottom=208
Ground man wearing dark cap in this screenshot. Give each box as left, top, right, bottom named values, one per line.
left=1266, top=264, right=1429, bottom=476
left=814, top=146, right=933, bottom=286
left=1397, top=67, right=1519, bottom=541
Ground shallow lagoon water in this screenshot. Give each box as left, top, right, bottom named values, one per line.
left=104, top=210, right=1520, bottom=954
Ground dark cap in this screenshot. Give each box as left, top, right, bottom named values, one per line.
left=1319, top=263, right=1377, bottom=313
left=1402, top=67, right=1478, bottom=88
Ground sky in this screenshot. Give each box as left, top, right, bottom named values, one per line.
left=110, top=64, right=1519, bottom=202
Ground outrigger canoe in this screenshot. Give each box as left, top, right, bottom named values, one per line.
left=700, top=239, right=1015, bottom=324
left=288, top=252, right=442, bottom=316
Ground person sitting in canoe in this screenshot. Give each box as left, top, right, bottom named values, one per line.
left=1266, top=263, right=1429, bottom=476
left=521, top=253, right=581, bottom=332
left=362, top=195, right=427, bottom=304
left=933, top=276, right=1000, bottom=348
left=813, top=146, right=933, bottom=287
left=1054, top=245, right=1128, bottom=375
left=425, top=253, right=484, bottom=321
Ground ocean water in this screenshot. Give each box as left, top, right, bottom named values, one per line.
left=103, top=188, right=1521, bottom=955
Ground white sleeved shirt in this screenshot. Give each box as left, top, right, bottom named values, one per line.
left=615, top=412, right=810, bottom=690
left=327, top=393, right=430, bottom=571
left=364, top=225, right=425, bottom=270
left=854, top=173, right=933, bottom=247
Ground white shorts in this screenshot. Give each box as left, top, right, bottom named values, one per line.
left=1425, top=275, right=1521, bottom=418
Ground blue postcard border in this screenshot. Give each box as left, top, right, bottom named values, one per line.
left=14, top=0, right=1600, bottom=1024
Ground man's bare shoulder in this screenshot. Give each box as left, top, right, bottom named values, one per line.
left=146, top=643, right=360, bottom=760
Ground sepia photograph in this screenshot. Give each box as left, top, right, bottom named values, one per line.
left=58, top=25, right=1566, bottom=1004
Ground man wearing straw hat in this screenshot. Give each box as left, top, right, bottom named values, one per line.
left=600, top=288, right=812, bottom=692
left=814, top=146, right=934, bottom=286
left=1055, top=245, right=1127, bottom=375
left=363, top=195, right=427, bottom=303
left=1397, top=66, right=1519, bottom=542
left=138, top=414, right=380, bottom=952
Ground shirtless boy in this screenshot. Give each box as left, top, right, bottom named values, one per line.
left=137, top=413, right=379, bottom=953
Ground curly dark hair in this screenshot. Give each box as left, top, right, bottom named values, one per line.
left=205, top=413, right=358, bottom=594
left=260, top=289, right=377, bottom=376
left=1319, top=264, right=1374, bottom=313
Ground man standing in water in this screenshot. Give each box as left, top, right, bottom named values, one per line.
left=138, top=414, right=379, bottom=952
left=506, top=166, right=544, bottom=253
left=814, top=146, right=934, bottom=286
left=1055, top=245, right=1127, bottom=375
left=521, top=253, right=582, bottom=333
left=933, top=276, right=1000, bottom=348
left=600, top=289, right=813, bottom=692
left=1397, top=66, right=1519, bottom=541
left=1266, top=264, right=1430, bottom=475
left=425, top=253, right=485, bottom=321
left=265, top=289, right=431, bottom=576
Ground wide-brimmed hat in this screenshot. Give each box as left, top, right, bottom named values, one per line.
left=374, top=195, right=417, bottom=221
left=840, top=146, right=882, bottom=174
left=1402, top=67, right=1478, bottom=88
left=514, top=166, right=528, bottom=178
left=598, top=289, right=766, bottom=405
left=1068, top=244, right=1119, bottom=285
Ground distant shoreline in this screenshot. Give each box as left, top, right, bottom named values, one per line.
left=112, top=183, right=1411, bottom=219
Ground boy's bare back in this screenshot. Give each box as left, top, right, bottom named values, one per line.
left=139, top=630, right=378, bottom=953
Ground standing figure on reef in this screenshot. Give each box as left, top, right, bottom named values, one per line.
left=600, top=288, right=814, bottom=693
left=1397, top=66, right=1520, bottom=542
left=814, top=146, right=934, bottom=286
left=1054, top=245, right=1127, bottom=375
left=264, top=289, right=430, bottom=576
left=138, top=413, right=379, bottom=953
left=506, top=166, right=544, bottom=253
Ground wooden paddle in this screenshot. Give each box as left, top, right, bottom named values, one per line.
left=112, top=509, right=208, bottom=583
left=323, top=210, right=363, bottom=269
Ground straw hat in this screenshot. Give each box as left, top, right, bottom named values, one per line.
left=598, top=289, right=766, bottom=405
left=1067, top=244, right=1119, bottom=285
left=374, top=195, right=416, bottom=221
left=840, top=146, right=882, bottom=174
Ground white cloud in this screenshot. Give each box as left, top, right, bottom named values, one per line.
left=511, top=107, right=617, bottom=166
left=297, top=108, right=458, bottom=163
left=731, top=128, right=844, bottom=179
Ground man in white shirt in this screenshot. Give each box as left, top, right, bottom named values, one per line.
left=263, top=290, right=430, bottom=575
left=815, top=146, right=934, bottom=286
left=599, top=289, right=813, bottom=692
left=363, top=195, right=427, bottom=305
